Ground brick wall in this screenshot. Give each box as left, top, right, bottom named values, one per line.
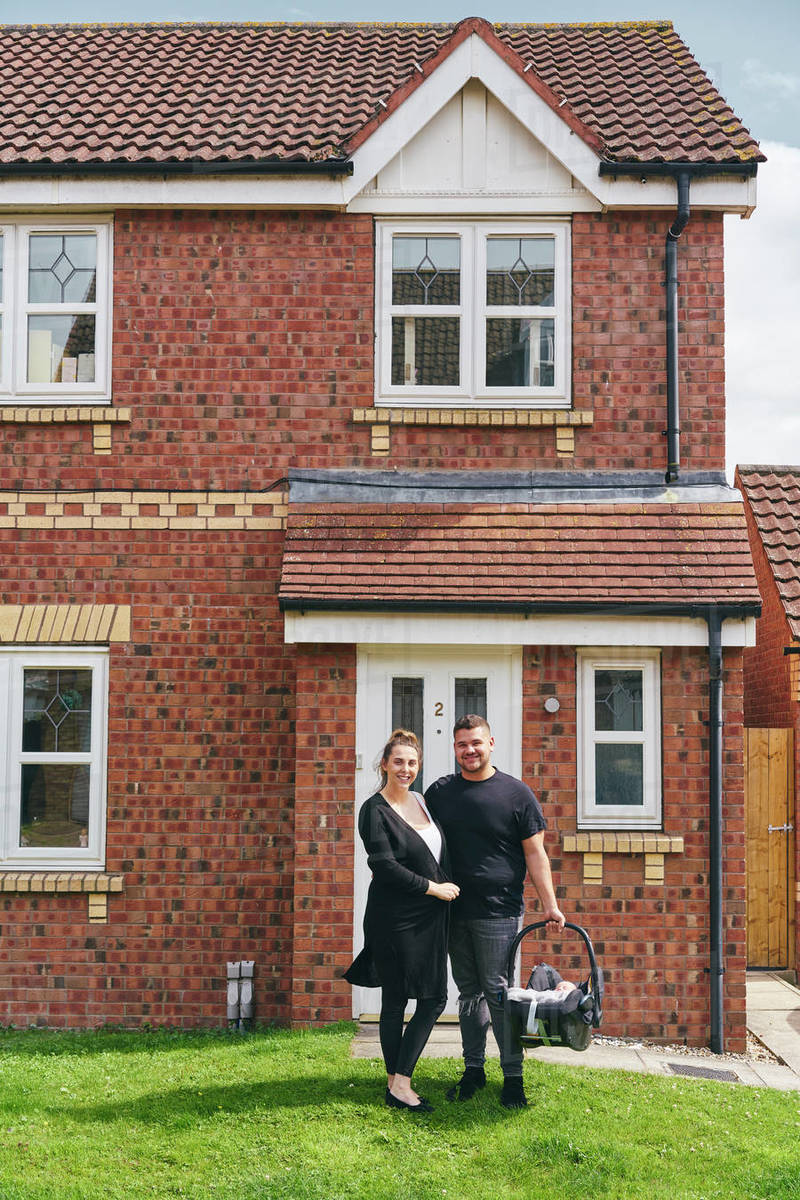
left=0, top=208, right=726, bottom=489
left=519, top=643, right=747, bottom=1050
left=739, top=484, right=795, bottom=728
left=291, top=644, right=357, bottom=1024
left=737, top=474, right=799, bottom=975
left=0, top=506, right=297, bottom=1028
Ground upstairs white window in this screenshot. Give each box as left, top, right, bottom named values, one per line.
left=0, top=650, right=108, bottom=869
left=0, top=218, right=112, bottom=403
left=376, top=220, right=570, bottom=408
left=578, top=649, right=662, bottom=830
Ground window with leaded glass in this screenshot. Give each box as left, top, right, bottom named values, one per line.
left=577, top=650, right=661, bottom=829
left=0, top=650, right=108, bottom=868
left=377, top=220, right=569, bottom=407
left=0, top=219, right=112, bottom=403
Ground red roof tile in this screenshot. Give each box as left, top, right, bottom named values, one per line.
left=737, top=467, right=800, bottom=638
left=0, top=19, right=762, bottom=167
left=279, top=502, right=760, bottom=609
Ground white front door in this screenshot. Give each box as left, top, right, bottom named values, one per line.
left=352, top=645, right=522, bottom=1018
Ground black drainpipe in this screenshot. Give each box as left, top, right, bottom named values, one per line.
left=706, top=606, right=724, bottom=1053
left=665, top=170, right=691, bottom=483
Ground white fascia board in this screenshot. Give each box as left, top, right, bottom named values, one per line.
left=284, top=610, right=756, bottom=648
left=348, top=191, right=602, bottom=215
left=0, top=173, right=349, bottom=212
left=0, top=170, right=753, bottom=216
left=586, top=173, right=757, bottom=214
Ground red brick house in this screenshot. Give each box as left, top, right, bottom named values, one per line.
left=0, top=18, right=764, bottom=1049
left=736, top=466, right=800, bottom=975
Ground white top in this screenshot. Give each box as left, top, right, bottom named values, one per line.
left=411, top=794, right=442, bottom=864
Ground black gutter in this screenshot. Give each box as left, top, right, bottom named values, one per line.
left=706, top=607, right=725, bottom=1054
left=0, top=159, right=354, bottom=177
left=665, top=170, right=691, bottom=483
left=598, top=160, right=759, bottom=179
left=280, top=597, right=761, bottom=617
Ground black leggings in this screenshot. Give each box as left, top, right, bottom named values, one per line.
left=379, top=992, right=447, bottom=1078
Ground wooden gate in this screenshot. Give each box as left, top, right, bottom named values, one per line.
left=745, top=728, right=795, bottom=968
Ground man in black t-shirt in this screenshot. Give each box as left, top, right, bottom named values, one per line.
left=425, top=714, right=565, bottom=1109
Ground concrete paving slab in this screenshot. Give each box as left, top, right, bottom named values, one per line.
left=746, top=970, right=800, bottom=1077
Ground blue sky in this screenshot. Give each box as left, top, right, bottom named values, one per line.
left=4, top=0, right=797, bottom=473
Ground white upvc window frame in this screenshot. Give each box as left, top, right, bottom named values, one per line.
left=0, top=216, right=113, bottom=405
left=0, top=648, right=108, bottom=869
left=375, top=218, right=570, bottom=409
left=577, top=648, right=662, bottom=830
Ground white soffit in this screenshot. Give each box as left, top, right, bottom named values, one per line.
left=284, top=610, right=756, bottom=648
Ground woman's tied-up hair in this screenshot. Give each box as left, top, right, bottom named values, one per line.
left=377, top=728, right=422, bottom=788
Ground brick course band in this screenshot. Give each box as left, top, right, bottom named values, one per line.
left=0, top=490, right=288, bottom=531
left=0, top=872, right=124, bottom=893
left=561, top=832, right=685, bottom=854
left=0, top=407, right=131, bottom=424
left=352, top=407, right=594, bottom=427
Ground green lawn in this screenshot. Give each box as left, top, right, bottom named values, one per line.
left=0, top=1024, right=798, bottom=1200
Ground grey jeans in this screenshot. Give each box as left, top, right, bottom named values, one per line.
left=448, top=914, right=523, bottom=1078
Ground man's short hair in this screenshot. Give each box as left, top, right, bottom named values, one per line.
left=453, top=713, right=492, bottom=737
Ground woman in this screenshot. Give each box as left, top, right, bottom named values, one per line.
left=345, top=729, right=459, bottom=1112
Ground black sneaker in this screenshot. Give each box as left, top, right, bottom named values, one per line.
left=446, top=1066, right=487, bottom=1101
left=500, top=1076, right=528, bottom=1109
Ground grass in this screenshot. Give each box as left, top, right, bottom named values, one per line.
left=0, top=1024, right=798, bottom=1200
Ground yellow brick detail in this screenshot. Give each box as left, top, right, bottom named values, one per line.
left=0, top=606, right=21, bottom=642
left=556, top=427, right=575, bottom=456
left=88, top=894, right=109, bottom=923
left=371, top=424, right=390, bottom=455
left=93, top=424, right=112, bottom=454
left=582, top=852, right=604, bottom=885
left=644, top=853, right=665, bottom=885
left=109, top=607, right=132, bottom=642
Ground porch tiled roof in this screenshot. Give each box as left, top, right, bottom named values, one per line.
left=737, top=466, right=800, bottom=639
left=279, top=502, right=761, bottom=610
left=0, top=19, right=762, bottom=167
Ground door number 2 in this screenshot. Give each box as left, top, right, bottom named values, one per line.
left=434, top=701, right=444, bottom=716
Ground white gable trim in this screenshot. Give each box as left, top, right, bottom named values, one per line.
left=344, top=33, right=605, bottom=207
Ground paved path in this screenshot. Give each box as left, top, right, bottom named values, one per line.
left=351, top=971, right=800, bottom=1093
left=746, top=970, right=800, bottom=1077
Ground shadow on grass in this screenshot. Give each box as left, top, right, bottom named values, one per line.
left=38, top=1073, right=518, bottom=1132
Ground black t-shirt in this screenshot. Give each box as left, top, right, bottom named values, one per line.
left=424, top=769, right=546, bottom=919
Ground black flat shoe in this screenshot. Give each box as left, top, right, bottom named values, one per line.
left=385, top=1087, right=428, bottom=1103
left=385, top=1092, right=433, bottom=1113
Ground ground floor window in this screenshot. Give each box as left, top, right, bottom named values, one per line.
left=0, top=648, right=108, bottom=868
left=577, top=648, right=661, bottom=829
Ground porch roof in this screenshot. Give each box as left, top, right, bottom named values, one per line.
left=279, top=501, right=761, bottom=612
left=737, top=466, right=800, bottom=639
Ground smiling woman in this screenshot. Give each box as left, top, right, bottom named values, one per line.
left=344, top=728, right=459, bottom=1112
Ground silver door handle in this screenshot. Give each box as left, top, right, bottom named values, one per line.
left=768, top=823, right=794, bottom=833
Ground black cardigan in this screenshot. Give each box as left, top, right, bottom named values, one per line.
left=344, top=793, right=452, bottom=999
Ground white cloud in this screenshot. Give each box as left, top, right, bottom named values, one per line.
left=742, top=59, right=800, bottom=99
left=725, top=141, right=800, bottom=477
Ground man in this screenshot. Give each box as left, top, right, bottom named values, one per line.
left=425, top=714, right=565, bottom=1109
